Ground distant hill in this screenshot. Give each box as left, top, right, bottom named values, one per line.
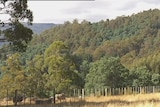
left=0, top=23, right=56, bottom=46
left=23, top=23, right=57, bottom=34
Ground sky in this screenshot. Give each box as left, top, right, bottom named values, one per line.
left=4, top=0, right=160, bottom=24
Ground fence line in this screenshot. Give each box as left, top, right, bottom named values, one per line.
left=72, top=86, right=160, bottom=98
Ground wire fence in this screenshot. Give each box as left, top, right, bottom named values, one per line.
left=1, top=86, right=160, bottom=106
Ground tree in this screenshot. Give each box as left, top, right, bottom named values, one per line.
left=44, top=41, right=82, bottom=93
left=79, top=60, right=90, bottom=87
left=0, top=0, right=33, bottom=52
left=85, top=57, right=129, bottom=89
left=0, top=0, right=33, bottom=24
left=131, top=66, right=152, bottom=86
left=0, top=53, right=26, bottom=97
left=26, top=54, right=48, bottom=98
left=152, top=73, right=160, bottom=85
left=4, top=21, right=33, bottom=52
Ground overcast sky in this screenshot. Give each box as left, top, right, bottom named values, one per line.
left=28, top=0, right=160, bottom=24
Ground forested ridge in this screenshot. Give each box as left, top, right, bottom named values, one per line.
left=27, top=9, right=160, bottom=69
left=0, top=9, right=160, bottom=97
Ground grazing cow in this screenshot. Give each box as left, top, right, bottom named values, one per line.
left=55, top=93, right=66, bottom=102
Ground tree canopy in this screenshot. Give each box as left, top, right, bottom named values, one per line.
left=85, top=57, right=129, bottom=89
left=0, top=0, right=33, bottom=52
left=0, top=53, right=26, bottom=97
left=44, top=41, right=82, bottom=93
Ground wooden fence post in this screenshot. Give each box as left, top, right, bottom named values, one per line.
left=82, top=89, right=85, bottom=99
left=140, top=87, right=142, bottom=94
left=109, top=88, right=111, bottom=96
left=124, top=87, right=126, bottom=95
left=105, top=88, right=107, bottom=96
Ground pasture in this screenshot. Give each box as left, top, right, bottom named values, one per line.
left=1, top=93, right=160, bottom=107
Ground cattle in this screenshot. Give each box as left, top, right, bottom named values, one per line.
left=55, top=93, right=66, bottom=103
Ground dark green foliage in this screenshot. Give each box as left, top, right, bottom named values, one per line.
left=85, top=57, right=129, bottom=89
left=4, top=21, right=33, bottom=52
left=152, top=73, right=160, bottom=85
left=131, top=66, right=152, bottom=87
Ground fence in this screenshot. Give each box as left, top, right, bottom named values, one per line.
left=1, top=86, right=160, bottom=106
left=72, top=86, right=160, bottom=98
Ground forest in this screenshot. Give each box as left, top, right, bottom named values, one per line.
left=0, top=8, right=160, bottom=98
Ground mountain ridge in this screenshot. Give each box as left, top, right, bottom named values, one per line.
left=23, top=23, right=57, bottom=34
left=0, top=23, right=56, bottom=46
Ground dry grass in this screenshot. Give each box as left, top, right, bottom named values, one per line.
left=83, top=93, right=160, bottom=107
left=1, top=93, right=160, bottom=107
left=85, top=93, right=160, bottom=102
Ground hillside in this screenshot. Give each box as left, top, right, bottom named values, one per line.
left=0, top=9, right=160, bottom=93
left=23, top=23, right=56, bottom=34
left=27, top=9, right=160, bottom=69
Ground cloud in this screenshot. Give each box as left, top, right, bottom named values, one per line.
left=143, top=0, right=160, bottom=5
left=28, top=0, right=160, bottom=23
left=118, top=0, right=160, bottom=11
left=85, top=14, right=109, bottom=22
left=118, top=0, right=139, bottom=10
left=58, top=0, right=111, bottom=22
left=61, top=0, right=110, bottom=15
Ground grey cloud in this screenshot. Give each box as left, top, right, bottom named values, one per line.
left=86, top=14, right=109, bottom=22
left=62, top=8, right=90, bottom=15
left=61, top=0, right=110, bottom=15
left=118, top=1, right=139, bottom=11
left=143, top=0, right=160, bottom=5
left=118, top=0, right=160, bottom=11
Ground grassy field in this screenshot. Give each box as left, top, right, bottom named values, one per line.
left=1, top=93, right=160, bottom=107
left=83, top=93, right=160, bottom=107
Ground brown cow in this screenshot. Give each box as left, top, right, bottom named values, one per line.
left=55, top=93, right=65, bottom=102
